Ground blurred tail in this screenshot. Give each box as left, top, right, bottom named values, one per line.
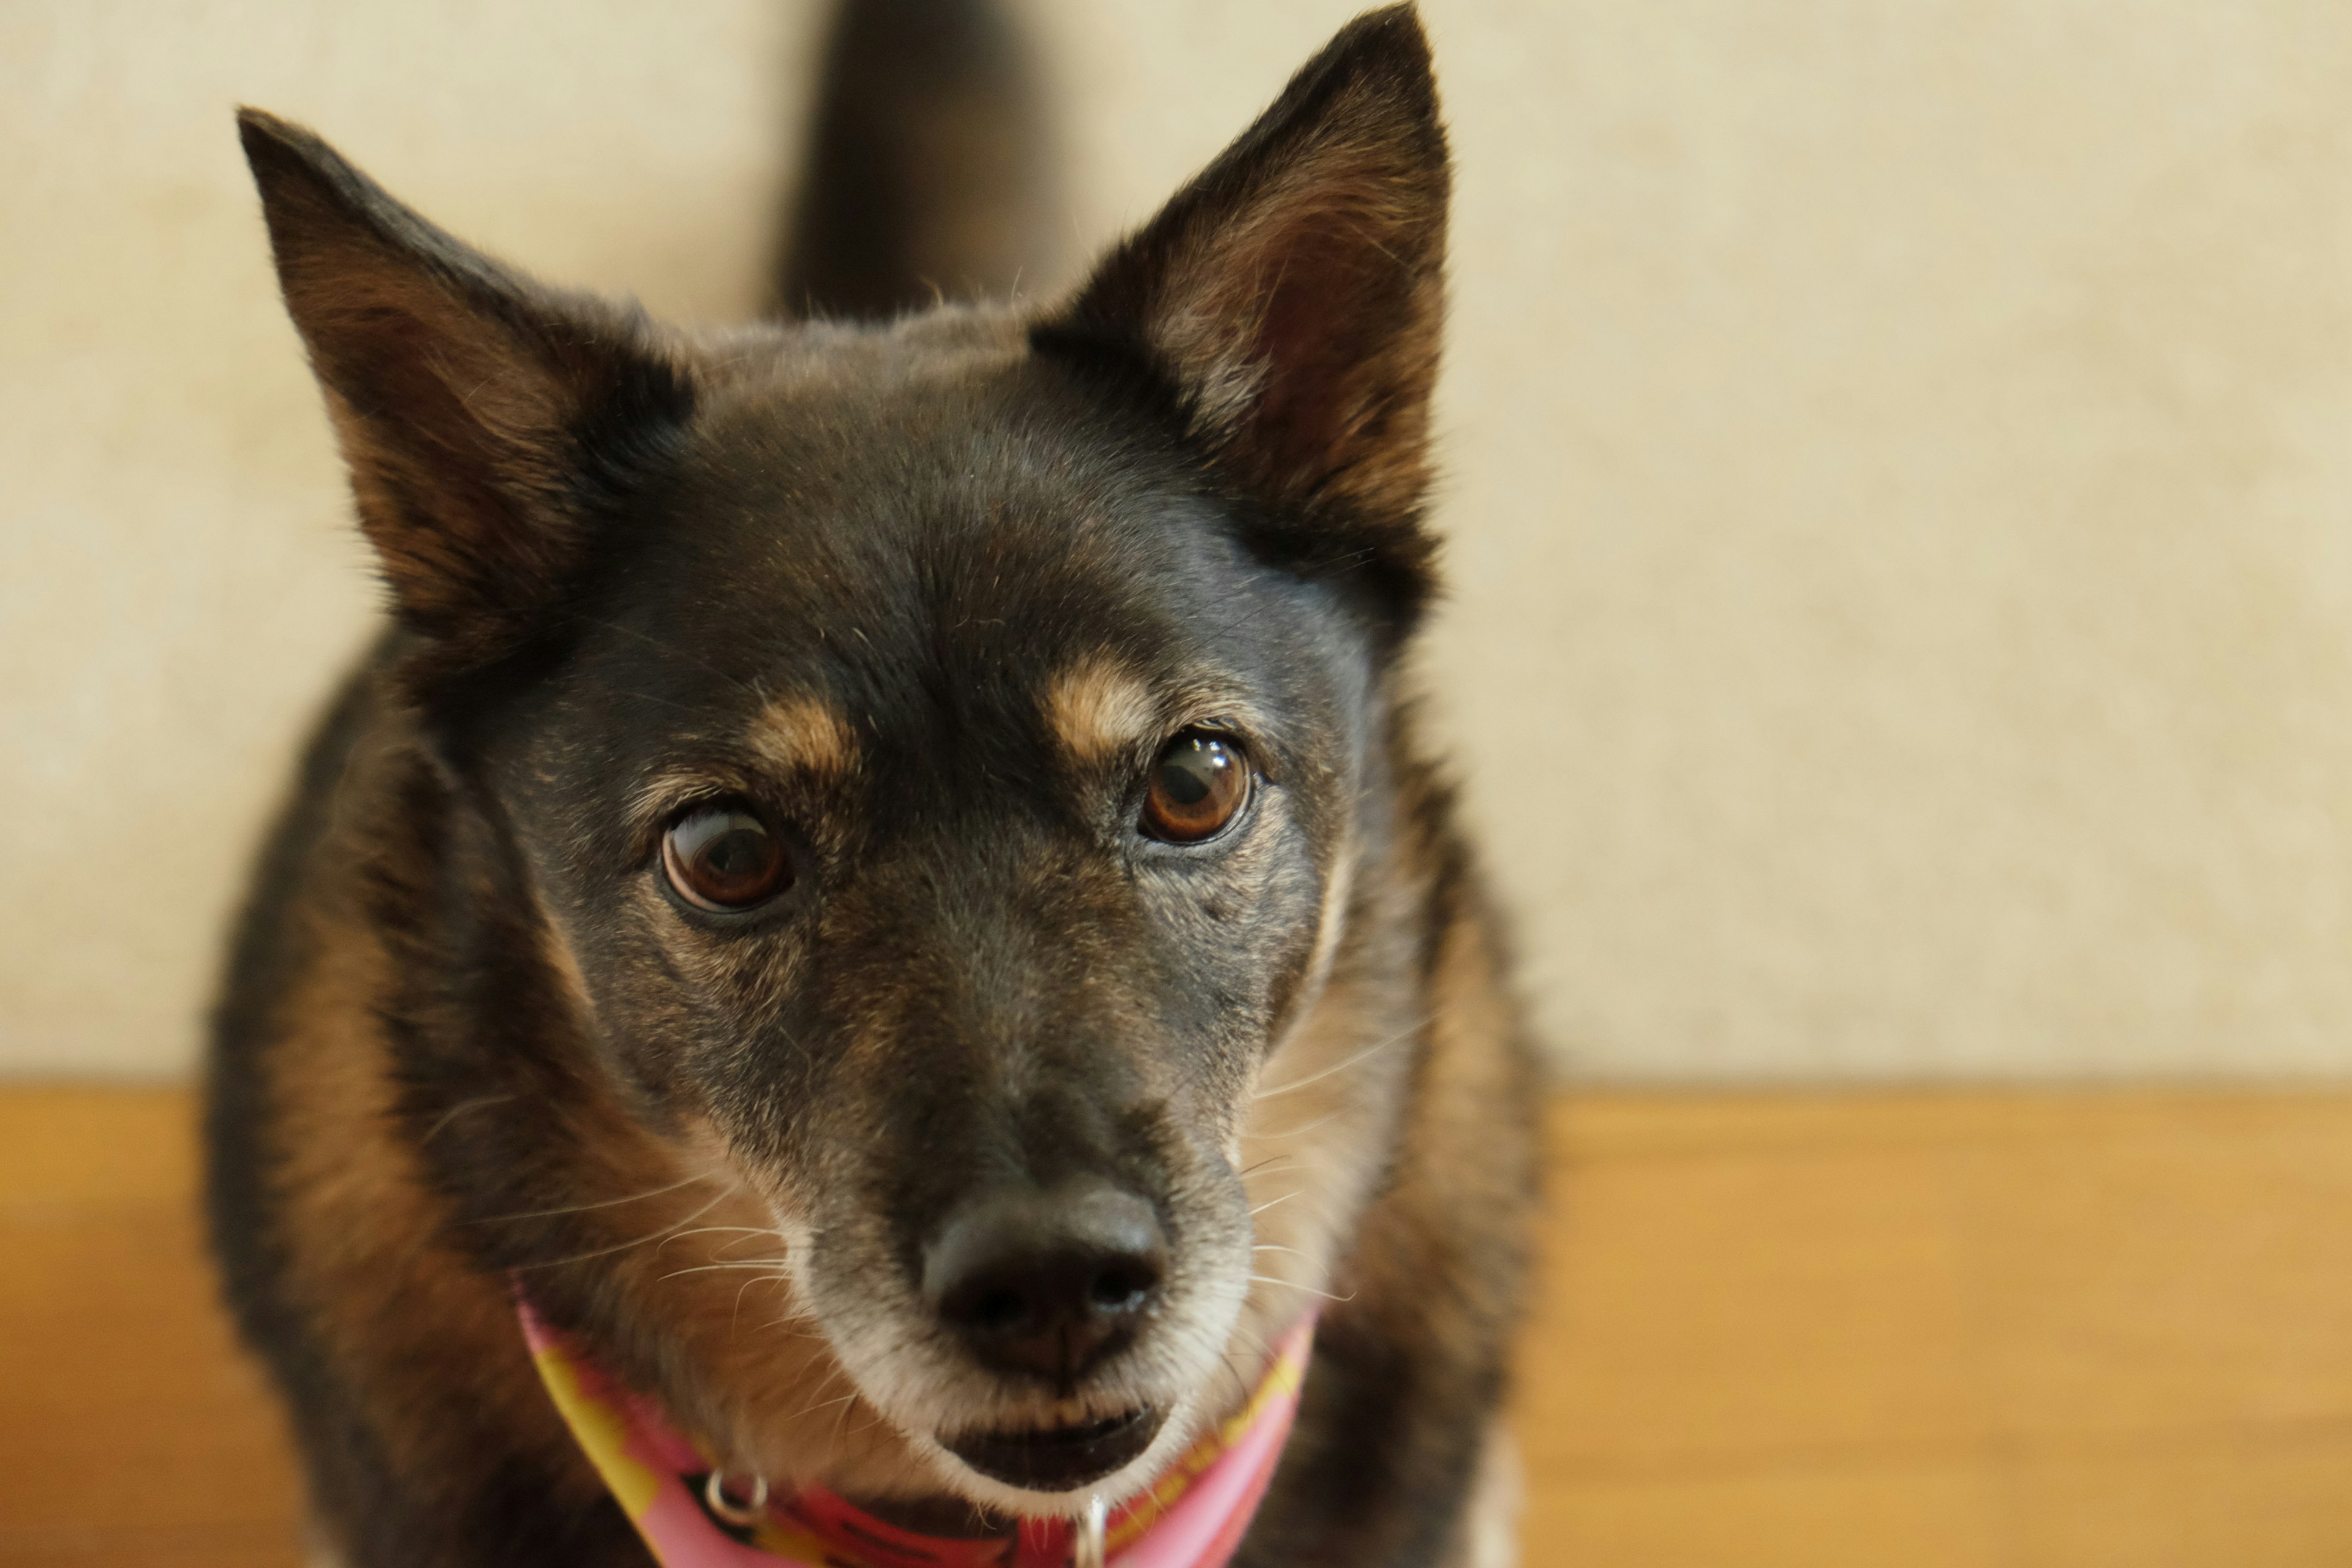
left=774, top=0, right=1060, bottom=320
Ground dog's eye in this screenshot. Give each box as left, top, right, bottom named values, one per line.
left=662, top=807, right=792, bottom=911
left=1140, top=732, right=1250, bottom=843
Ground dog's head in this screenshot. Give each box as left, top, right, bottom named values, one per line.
left=244, top=6, right=1447, bottom=1515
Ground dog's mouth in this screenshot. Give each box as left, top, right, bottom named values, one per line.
left=941, top=1406, right=1166, bottom=1492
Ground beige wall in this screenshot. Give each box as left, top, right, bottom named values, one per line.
left=6, top=2, right=2350, bottom=1080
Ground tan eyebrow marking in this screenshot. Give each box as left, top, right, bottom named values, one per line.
left=1046, top=657, right=1161, bottom=769
left=746, top=694, right=858, bottom=779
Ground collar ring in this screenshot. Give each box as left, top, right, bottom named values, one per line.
left=705, top=1469, right=771, bottom=1528
left=1072, top=1493, right=1107, bottom=1568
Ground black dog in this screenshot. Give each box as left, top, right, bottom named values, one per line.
left=209, top=7, right=1539, bottom=1564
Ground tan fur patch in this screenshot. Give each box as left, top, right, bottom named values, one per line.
left=262, top=718, right=927, bottom=1528
left=268, top=907, right=598, bottom=1534
left=603, top=1128, right=933, bottom=1499
left=747, top=693, right=859, bottom=779
left=1218, top=747, right=1539, bottom=1556
left=1224, top=818, right=1422, bottom=1382
left=274, top=873, right=934, bottom=1509
left=1044, top=657, right=1159, bottom=769
left=1230, top=964, right=1417, bottom=1355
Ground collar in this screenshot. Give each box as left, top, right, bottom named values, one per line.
left=516, top=1298, right=1313, bottom=1568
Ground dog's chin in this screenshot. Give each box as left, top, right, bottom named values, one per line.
left=802, top=1254, right=1255, bottom=1514
left=940, top=1406, right=1167, bottom=1493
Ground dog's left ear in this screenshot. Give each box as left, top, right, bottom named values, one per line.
left=238, top=109, right=693, bottom=668
left=1041, top=5, right=1448, bottom=628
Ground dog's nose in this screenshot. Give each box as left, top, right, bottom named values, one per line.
left=922, top=1178, right=1167, bottom=1385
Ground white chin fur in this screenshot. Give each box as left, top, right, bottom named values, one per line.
left=784, top=1193, right=1258, bottom=1520
left=811, top=1279, right=1252, bottom=1522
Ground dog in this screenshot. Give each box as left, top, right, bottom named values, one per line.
left=206, top=6, right=1540, bottom=1565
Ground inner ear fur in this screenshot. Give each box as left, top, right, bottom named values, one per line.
left=238, top=109, right=694, bottom=658
left=1041, top=6, right=1449, bottom=624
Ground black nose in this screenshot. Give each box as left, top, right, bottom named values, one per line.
left=922, top=1179, right=1168, bottom=1386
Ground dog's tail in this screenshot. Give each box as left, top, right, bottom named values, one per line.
left=774, top=0, right=1060, bottom=320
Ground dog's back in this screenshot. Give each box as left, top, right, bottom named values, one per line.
left=207, top=8, right=1540, bottom=1566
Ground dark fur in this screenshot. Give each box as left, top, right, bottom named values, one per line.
left=208, top=9, right=1540, bottom=1566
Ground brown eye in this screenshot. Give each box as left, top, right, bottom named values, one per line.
left=1141, top=732, right=1251, bottom=843
left=662, top=807, right=792, bottom=911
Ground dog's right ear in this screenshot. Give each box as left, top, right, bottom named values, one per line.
left=1037, top=6, right=1449, bottom=632
left=238, top=110, right=693, bottom=660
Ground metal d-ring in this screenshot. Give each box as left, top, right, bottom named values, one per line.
left=1072, top=1494, right=1108, bottom=1568
left=704, top=1469, right=771, bottom=1528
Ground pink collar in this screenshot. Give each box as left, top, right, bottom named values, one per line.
left=516, top=1300, right=1313, bottom=1568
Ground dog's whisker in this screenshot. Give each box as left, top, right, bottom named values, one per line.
left=510, top=1188, right=734, bottom=1272
left=663, top=1224, right=776, bottom=1240
left=663, top=1224, right=786, bottom=1259
left=769, top=1332, right=824, bottom=1352
left=793, top=1389, right=862, bottom=1422
left=656, top=1261, right=790, bottom=1281
left=782, top=1354, right=859, bottom=1425
left=649, top=1193, right=758, bottom=1259
left=1251, top=1016, right=1429, bottom=1101
left=1215, top=1349, right=1253, bottom=1409
left=1248, top=1273, right=1357, bottom=1304
left=1240, top=1106, right=1349, bottom=1143
left=732, top=1270, right=792, bottom=1332
left=1226, top=1322, right=1275, bottom=1365
left=418, top=1093, right=515, bottom=1147
left=473, top=1170, right=722, bottom=1226
left=766, top=1304, right=823, bottom=1333
left=829, top=1381, right=862, bottom=1447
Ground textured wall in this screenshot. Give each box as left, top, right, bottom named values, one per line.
left=6, top=2, right=2350, bottom=1079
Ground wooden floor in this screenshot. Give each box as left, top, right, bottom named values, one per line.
left=7, top=1090, right=2352, bottom=1565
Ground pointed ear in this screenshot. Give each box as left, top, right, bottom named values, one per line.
left=238, top=110, right=694, bottom=657
left=1039, top=6, right=1448, bottom=622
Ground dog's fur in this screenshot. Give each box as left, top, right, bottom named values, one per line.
left=206, top=8, right=1540, bottom=1566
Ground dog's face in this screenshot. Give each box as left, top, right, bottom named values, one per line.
left=500, top=333, right=1380, bottom=1497
left=242, top=6, right=1446, bottom=1515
